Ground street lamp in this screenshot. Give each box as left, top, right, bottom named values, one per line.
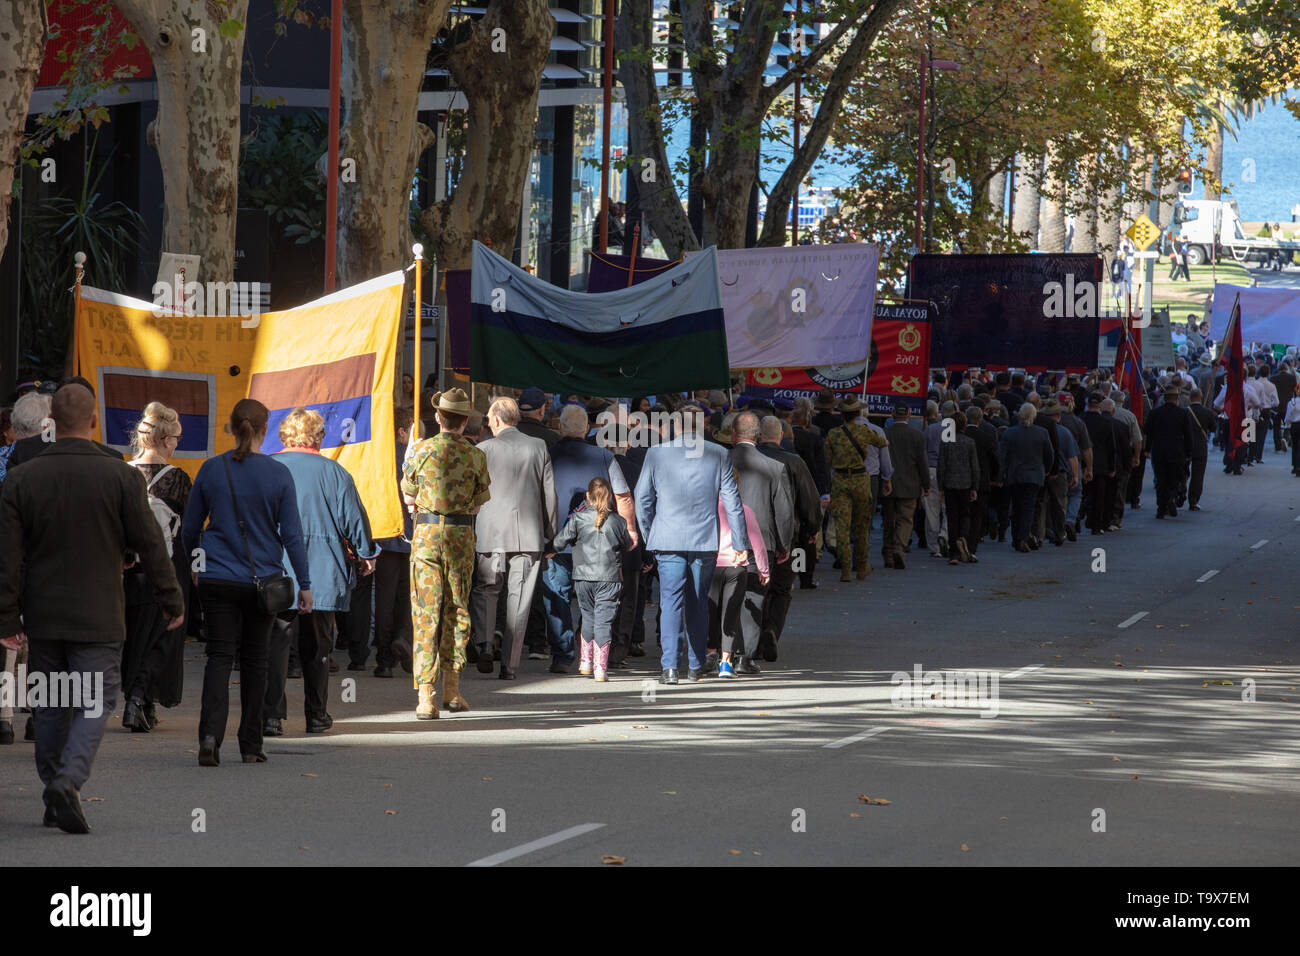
left=914, top=57, right=960, bottom=254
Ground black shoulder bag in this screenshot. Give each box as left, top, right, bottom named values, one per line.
left=222, top=455, right=296, bottom=615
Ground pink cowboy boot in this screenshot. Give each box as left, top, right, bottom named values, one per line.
left=593, top=642, right=611, bottom=682
left=578, top=635, right=594, bottom=676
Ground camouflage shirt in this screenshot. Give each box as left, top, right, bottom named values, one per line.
left=825, top=421, right=888, bottom=471
left=401, top=432, right=491, bottom=515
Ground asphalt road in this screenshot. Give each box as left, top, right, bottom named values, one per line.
left=3, top=450, right=1298, bottom=867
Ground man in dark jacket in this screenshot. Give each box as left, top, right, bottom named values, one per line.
left=1082, top=394, right=1118, bottom=534
left=515, top=387, right=559, bottom=449
left=757, top=416, right=819, bottom=652
left=1187, top=390, right=1215, bottom=510
left=0, top=385, right=183, bottom=833
left=1101, top=398, right=1133, bottom=530
left=1032, top=402, right=1065, bottom=548
left=964, top=406, right=998, bottom=554
left=730, top=412, right=795, bottom=666
left=1145, top=385, right=1199, bottom=517
left=882, top=404, right=929, bottom=569
left=1271, top=363, right=1296, bottom=452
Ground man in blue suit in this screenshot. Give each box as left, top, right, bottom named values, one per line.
left=634, top=406, right=749, bottom=684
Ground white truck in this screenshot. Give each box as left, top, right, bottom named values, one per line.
left=1170, top=197, right=1300, bottom=267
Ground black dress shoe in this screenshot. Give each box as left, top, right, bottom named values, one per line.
left=43, top=803, right=57, bottom=827
left=144, top=701, right=158, bottom=730
left=1065, top=526, right=1077, bottom=542
left=198, top=736, right=220, bottom=766
left=498, top=664, right=516, bottom=680
left=263, top=718, right=283, bottom=737
left=660, top=669, right=679, bottom=685
left=549, top=659, right=569, bottom=674
left=798, top=580, right=819, bottom=590
left=629, top=644, right=645, bottom=657
left=686, top=668, right=702, bottom=682
left=327, top=658, right=339, bottom=674
left=122, top=697, right=145, bottom=732
left=347, top=661, right=367, bottom=672
left=0, top=719, right=13, bottom=745
left=476, top=648, right=496, bottom=674
left=391, top=638, right=413, bottom=674
left=734, top=657, right=762, bottom=675
left=306, top=714, right=333, bottom=734
left=373, top=665, right=393, bottom=678
left=44, top=778, right=90, bottom=834
left=241, top=752, right=267, bottom=763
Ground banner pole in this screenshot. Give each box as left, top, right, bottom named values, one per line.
left=412, top=243, right=424, bottom=439
left=71, top=250, right=86, bottom=378
left=627, top=222, right=642, bottom=287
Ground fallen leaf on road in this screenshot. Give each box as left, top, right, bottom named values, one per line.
left=755, top=712, right=772, bottom=716
left=961, top=844, right=970, bottom=852
left=728, top=849, right=741, bottom=855
left=86, top=797, right=103, bottom=802
left=1083, top=701, right=1092, bottom=705
left=1132, top=776, right=1139, bottom=781
left=298, top=846, right=310, bottom=851
left=1112, top=756, right=1120, bottom=762
left=385, top=810, right=397, bottom=815
left=1204, top=679, right=1233, bottom=685
left=662, top=791, right=676, bottom=795
left=600, top=855, right=626, bottom=865
left=383, top=783, right=393, bottom=788
left=753, top=851, right=762, bottom=856
left=481, top=777, right=491, bottom=781
left=632, top=725, right=648, bottom=729
left=302, top=773, right=318, bottom=777
left=849, top=813, right=861, bottom=819
left=585, top=738, right=599, bottom=742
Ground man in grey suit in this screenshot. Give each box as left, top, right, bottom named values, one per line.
left=634, top=406, right=749, bottom=684
left=471, top=397, right=557, bottom=679
left=730, top=412, right=795, bottom=669
left=881, top=403, right=930, bottom=570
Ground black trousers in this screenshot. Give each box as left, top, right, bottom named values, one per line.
left=1111, top=468, right=1131, bottom=525
left=708, top=564, right=750, bottom=656
left=1128, top=455, right=1146, bottom=506
left=1010, top=483, right=1039, bottom=546
left=992, top=485, right=1012, bottom=538
left=1250, top=413, right=1265, bottom=462
left=198, top=582, right=274, bottom=755
left=943, top=489, right=974, bottom=549
left=267, top=609, right=335, bottom=723
left=968, top=490, right=989, bottom=552
left=373, top=550, right=411, bottom=668
left=1084, top=474, right=1115, bottom=531
left=1292, top=423, right=1300, bottom=471
left=1189, top=454, right=1207, bottom=506
left=338, top=571, right=373, bottom=666
left=614, top=549, right=644, bottom=660
left=738, top=555, right=770, bottom=658
left=761, top=556, right=795, bottom=644
left=1153, top=458, right=1187, bottom=515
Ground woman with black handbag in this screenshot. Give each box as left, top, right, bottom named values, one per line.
left=180, top=399, right=312, bottom=766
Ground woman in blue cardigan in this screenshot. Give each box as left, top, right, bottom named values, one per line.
left=181, top=399, right=312, bottom=766
left=264, top=407, right=378, bottom=738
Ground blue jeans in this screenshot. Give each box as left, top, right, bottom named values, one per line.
left=654, top=551, right=716, bottom=671
left=541, top=554, right=575, bottom=664
left=1066, top=481, right=1083, bottom=525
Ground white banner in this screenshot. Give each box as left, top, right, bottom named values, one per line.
left=1210, top=283, right=1299, bottom=344
left=693, top=243, right=879, bottom=368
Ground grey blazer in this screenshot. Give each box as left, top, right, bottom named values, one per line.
left=730, top=441, right=796, bottom=554
left=885, top=423, right=930, bottom=499
left=474, top=426, right=557, bottom=553
left=937, top=433, right=980, bottom=491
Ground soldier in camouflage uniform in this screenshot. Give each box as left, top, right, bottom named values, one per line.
left=825, top=396, right=889, bottom=582
left=400, top=388, right=491, bottom=719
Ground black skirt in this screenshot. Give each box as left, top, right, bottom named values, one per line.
left=122, top=557, right=190, bottom=708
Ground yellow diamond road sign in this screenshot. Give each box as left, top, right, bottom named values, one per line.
left=1125, top=214, right=1160, bottom=251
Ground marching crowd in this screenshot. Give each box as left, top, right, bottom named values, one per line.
left=0, top=350, right=1280, bottom=832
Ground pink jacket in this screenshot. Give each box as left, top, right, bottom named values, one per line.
left=716, top=499, right=769, bottom=575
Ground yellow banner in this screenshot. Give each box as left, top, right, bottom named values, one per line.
left=76, top=274, right=405, bottom=538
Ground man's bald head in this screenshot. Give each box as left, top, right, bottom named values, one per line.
left=52, top=384, right=96, bottom=436
left=733, top=411, right=760, bottom=443
left=759, top=415, right=784, bottom=444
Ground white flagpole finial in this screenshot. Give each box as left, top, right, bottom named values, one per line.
left=74, top=251, right=86, bottom=267
left=412, top=243, right=424, bottom=260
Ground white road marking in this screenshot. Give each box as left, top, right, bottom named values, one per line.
left=1002, top=664, right=1043, bottom=680
left=824, top=726, right=890, bottom=750
left=1196, top=569, right=1220, bottom=583
left=1117, top=612, right=1148, bottom=629
left=466, top=823, right=606, bottom=867
left=1251, top=539, right=1268, bottom=550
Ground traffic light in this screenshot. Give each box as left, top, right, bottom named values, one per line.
left=1176, top=169, right=1193, bottom=195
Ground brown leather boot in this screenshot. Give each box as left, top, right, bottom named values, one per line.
left=442, top=667, right=470, bottom=713
left=855, top=561, right=871, bottom=579
left=416, top=682, right=438, bottom=720
left=840, top=562, right=852, bottom=582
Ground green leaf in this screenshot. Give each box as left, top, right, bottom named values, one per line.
left=219, top=18, right=245, bottom=39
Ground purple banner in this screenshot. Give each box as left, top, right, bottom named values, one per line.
left=587, top=251, right=678, bottom=293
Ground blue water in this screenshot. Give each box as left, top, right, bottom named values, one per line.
left=662, top=93, right=1300, bottom=224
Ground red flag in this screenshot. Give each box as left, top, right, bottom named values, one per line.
left=1113, top=313, right=1145, bottom=428
left=1219, top=293, right=1246, bottom=456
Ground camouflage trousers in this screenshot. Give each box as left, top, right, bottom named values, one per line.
left=410, top=524, right=476, bottom=688
left=831, top=474, right=873, bottom=568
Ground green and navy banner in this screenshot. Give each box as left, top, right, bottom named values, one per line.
left=470, top=241, right=729, bottom=394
